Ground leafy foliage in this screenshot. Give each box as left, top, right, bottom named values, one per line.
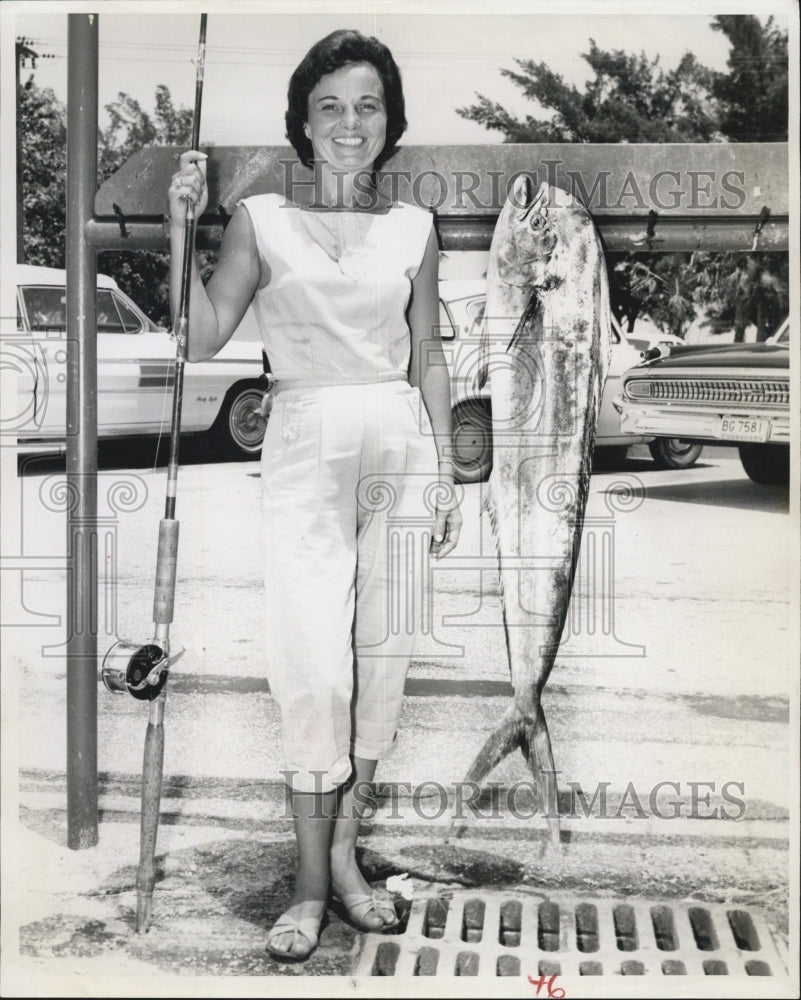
left=458, top=15, right=789, bottom=342
left=18, top=80, right=213, bottom=327
left=98, top=85, right=193, bottom=182
left=96, top=86, right=214, bottom=326
left=693, top=250, right=789, bottom=342
left=459, top=42, right=719, bottom=143
left=616, top=257, right=701, bottom=340
left=18, top=77, right=67, bottom=269
left=710, top=15, right=788, bottom=142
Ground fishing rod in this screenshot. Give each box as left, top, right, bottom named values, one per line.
left=100, top=12, right=207, bottom=933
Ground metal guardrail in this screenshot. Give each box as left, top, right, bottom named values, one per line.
left=92, top=143, right=789, bottom=252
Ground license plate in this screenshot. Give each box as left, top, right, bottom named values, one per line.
left=719, top=415, right=769, bottom=442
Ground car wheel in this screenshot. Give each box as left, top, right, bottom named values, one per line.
left=452, top=400, right=493, bottom=483
left=648, top=438, right=703, bottom=469
left=738, top=443, right=789, bottom=485
left=210, top=382, right=268, bottom=459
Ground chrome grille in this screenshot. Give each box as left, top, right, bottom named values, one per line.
left=627, top=378, right=788, bottom=405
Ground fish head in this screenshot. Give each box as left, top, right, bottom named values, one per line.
left=494, top=177, right=560, bottom=288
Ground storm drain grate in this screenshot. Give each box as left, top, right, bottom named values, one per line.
left=355, top=891, right=787, bottom=978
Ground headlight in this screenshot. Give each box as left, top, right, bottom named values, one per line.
left=624, top=379, right=654, bottom=399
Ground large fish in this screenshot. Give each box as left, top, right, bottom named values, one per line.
left=456, top=175, right=612, bottom=846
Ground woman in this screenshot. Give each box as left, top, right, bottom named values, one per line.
left=167, top=29, right=461, bottom=961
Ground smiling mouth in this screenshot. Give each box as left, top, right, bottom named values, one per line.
left=333, top=137, right=365, bottom=147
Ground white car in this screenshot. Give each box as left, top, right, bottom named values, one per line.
left=438, top=279, right=700, bottom=482
left=615, top=318, right=684, bottom=354
left=12, top=265, right=268, bottom=458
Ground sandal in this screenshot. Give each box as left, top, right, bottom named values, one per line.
left=334, top=887, right=399, bottom=932
left=266, top=909, right=323, bottom=962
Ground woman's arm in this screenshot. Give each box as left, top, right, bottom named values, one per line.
left=408, top=223, right=462, bottom=559
left=168, top=150, right=260, bottom=362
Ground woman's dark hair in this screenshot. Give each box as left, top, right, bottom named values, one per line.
left=286, top=29, right=407, bottom=169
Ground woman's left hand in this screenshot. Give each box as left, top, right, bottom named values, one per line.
left=431, top=496, right=463, bottom=560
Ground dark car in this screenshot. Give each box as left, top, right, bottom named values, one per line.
left=615, top=319, right=790, bottom=484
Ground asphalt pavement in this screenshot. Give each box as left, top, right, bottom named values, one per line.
left=1, top=444, right=796, bottom=996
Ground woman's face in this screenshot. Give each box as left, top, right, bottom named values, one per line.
left=304, top=62, right=387, bottom=174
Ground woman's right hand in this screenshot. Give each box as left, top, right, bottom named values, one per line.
left=167, top=150, right=208, bottom=226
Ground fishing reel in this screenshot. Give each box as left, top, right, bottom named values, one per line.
left=101, top=640, right=174, bottom=700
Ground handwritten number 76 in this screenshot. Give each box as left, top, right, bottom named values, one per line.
left=528, top=973, right=566, bottom=998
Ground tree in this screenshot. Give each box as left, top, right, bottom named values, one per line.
left=458, top=40, right=719, bottom=143
left=693, top=250, right=789, bottom=342
left=615, top=257, right=701, bottom=340
left=457, top=20, right=789, bottom=342
left=97, top=86, right=211, bottom=325
left=18, top=79, right=209, bottom=327
left=457, top=40, right=721, bottom=338
left=711, top=15, right=788, bottom=142
left=18, top=78, right=67, bottom=269
left=98, top=85, right=193, bottom=181
left=703, top=14, right=789, bottom=340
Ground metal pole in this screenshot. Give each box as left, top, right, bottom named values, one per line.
left=66, top=13, right=99, bottom=850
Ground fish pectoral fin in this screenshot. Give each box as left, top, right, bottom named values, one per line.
left=505, top=290, right=539, bottom=354
left=474, top=309, right=490, bottom=392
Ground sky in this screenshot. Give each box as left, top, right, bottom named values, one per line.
left=9, top=2, right=770, bottom=147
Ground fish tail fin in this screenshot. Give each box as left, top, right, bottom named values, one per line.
left=447, top=704, right=522, bottom=842
left=447, top=703, right=561, bottom=848
left=463, top=703, right=523, bottom=786
left=521, top=705, right=562, bottom=850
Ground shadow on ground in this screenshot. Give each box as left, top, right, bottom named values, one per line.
left=641, top=478, right=788, bottom=513
left=17, top=433, right=260, bottom=477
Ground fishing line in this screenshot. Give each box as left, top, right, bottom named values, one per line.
left=100, top=12, right=208, bottom=935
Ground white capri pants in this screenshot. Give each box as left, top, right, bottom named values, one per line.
left=261, top=379, right=439, bottom=793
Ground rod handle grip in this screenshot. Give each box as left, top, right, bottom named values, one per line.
left=153, top=518, right=179, bottom=625
left=136, top=697, right=165, bottom=932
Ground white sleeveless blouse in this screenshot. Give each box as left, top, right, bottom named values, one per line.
left=240, top=194, right=434, bottom=382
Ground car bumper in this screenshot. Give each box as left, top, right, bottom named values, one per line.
left=614, top=397, right=790, bottom=445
